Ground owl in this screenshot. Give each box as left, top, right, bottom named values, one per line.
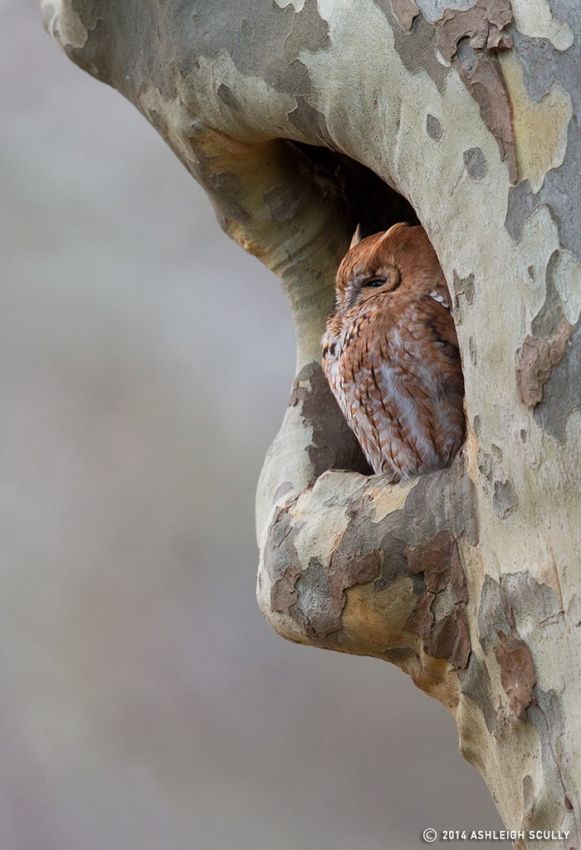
left=322, top=223, right=465, bottom=481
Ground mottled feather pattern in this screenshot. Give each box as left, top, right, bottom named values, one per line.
left=322, top=223, right=465, bottom=480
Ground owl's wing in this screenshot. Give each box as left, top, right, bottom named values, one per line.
left=322, top=313, right=399, bottom=479
left=323, top=311, right=405, bottom=479
left=323, top=296, right=464, bottom=480
left=424, top=275, right=458, bottom=329
left=424, top=286, right=462, bottom=352
left=378, top=293, right=465, bottom=475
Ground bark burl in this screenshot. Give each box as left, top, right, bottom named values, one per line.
left=42, top=1, right=581, bottom=846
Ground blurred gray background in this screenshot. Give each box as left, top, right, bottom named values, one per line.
left=1, top=3, right=508, bottom=848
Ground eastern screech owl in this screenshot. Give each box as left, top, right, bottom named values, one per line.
left=322, top=223, right=465, bottom=481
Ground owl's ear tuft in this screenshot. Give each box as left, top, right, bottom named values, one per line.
left=382, top=222, right=410, bottom=243
left=349, top=224, right=363, bottom=250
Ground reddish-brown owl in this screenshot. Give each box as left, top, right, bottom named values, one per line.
left=322, top=223, right=465, bottom=481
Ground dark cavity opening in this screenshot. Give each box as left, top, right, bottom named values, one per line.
left=286, top=141, right=419, bottom=238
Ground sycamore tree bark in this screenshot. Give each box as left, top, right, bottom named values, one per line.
left=42, top=1, right=581, bottom=846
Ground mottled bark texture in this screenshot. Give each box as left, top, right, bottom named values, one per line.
left=43, top=1, right=580, bottom=846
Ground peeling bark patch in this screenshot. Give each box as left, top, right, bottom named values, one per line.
left=177, top=0, right=331, bottom=101
left=528, top=686, right=578, bottom=832
left=404, top=531, right=471, bottom=668
left=528, top=687, right=574, bottom=818
left=478, top=576, right=512, bottom=654
left=287, top=98, right=334, bottom=148
left=390, top=0, right=420, bottom=31
left=426, top=113, right=443, bottom=141
left=271, top=567, right=300, bottom=615
left=500, top=52, right=573, bottom=194
left=405, top=530, right=459, bottom=593
left=494, top=631, right=536, bottom=719
left=385, top=8, right=450, bottom=92
left=267, top=525, right=383, bottom=642
left=503, top=571, right=562, bottom=627
left=478, top=449, right=493, bottom=481
left=456, top=472, right=480, bottom=546
left=505, top=29, right=581, bottom=257
left=401, top=463, right=479, bottom=546
left=511, top=0, right=573, bottom=51
left=479, top=570, right=563, bottom=704
left=453, top=272, right=475, bottom=321
left=66, top=3, right=181, bottom=95
left=298, top=547, right=384, bottom=638
left=434, top=0, right=513, bottom=63
left=306, top=537, right=389, bottom=639
left=492, top=478, right=518, bottom=519
left=535, top=319, right=581, bottom=441
left=456, top=43, right=517, bottom=182
left=460, top=652, right=497, bottom=732
left=282, top=0, right=330, bottom=62
left=531, top=252, right=568, bottom=339
left=338, top=496, right=411, bottom=592
left=463, top=147, right=488, bottom=180
left=266, top=503, right=303, bottom=616
left=294, top=557, right=338, bottom=639
left=516, top=319, right=573, bottom=408
left=505, top=180, right=540, bottom=244
left=433, top=610, right=470, bottom=668
left=453, top=271, right=475, bottom=305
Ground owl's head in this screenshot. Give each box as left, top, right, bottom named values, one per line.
left=335, top=222, right=443, bottom=312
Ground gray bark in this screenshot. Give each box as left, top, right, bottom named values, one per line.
left=42, top=1, right=581, bottom=846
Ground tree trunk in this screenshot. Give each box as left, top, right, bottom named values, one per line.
left=42, top=1, right=581, bottom=846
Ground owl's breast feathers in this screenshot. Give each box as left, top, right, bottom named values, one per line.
left=322, top=288, right=465, bottom=479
